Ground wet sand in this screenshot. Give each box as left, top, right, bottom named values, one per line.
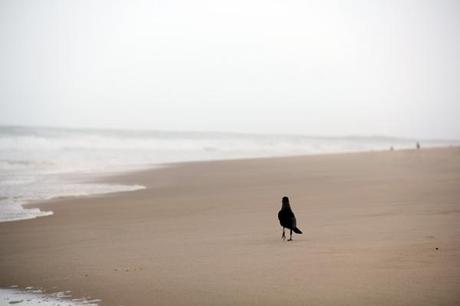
left=1, top=148, right=460, bottom=305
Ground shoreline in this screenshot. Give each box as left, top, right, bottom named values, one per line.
left=6, top=145, right=458, bottom=224
left=1, top=147, right=460, bottom=305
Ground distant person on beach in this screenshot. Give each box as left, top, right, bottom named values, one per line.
left=278, top=196, right=302, bottom=241
left=416, top=142, right=421, bottom=150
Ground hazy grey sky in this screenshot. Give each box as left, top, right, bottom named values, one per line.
left=1, top=0, right=459, bottom=138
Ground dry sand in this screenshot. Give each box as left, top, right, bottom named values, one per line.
left=1, top=148, right=460, bottom=305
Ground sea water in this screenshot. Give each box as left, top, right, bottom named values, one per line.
left=0, top=287, right=99, bottom=305
left=0, top=125, right=457, bottom=223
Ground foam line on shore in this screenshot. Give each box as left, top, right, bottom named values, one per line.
left=0, top=287, right=100, bottom=305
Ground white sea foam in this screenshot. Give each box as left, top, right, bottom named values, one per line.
left=0, top=287, right=99, bottom=306
left=0, top=126, right=458, bottom=223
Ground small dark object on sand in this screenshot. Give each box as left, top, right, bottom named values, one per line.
left=436, top=247, right=439, bottom=250
left=278, top=196, right=302, bottom=241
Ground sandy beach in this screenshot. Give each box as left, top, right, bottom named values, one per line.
left=1, top=148, right=459, bottom=305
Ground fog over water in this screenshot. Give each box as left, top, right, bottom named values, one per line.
left=1, top=0, right=459, bottom=139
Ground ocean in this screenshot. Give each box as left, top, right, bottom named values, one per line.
left=0, top=125, right=457, bottom=223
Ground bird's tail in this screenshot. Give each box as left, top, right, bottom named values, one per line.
left=293, top=227, right=302, bottom=234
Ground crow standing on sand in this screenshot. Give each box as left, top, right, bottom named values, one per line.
left=278, top=196, right=302, bottom=241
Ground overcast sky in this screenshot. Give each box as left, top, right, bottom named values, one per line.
left=0, top=0, right=459, bottom=138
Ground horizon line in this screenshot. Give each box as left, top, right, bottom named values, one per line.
left=0, top=123, right=459, bottom=143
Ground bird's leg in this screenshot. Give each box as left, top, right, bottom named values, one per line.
left=281, top=228, right=286, bottom=240
left=288, top=229, right=293, bottom=241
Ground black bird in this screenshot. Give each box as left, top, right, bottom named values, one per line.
left=278, top=196, right=302, bottom=241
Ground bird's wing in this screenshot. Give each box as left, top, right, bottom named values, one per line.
left=290, top=215, right=297, bottom=228
left=278, top=209, right=296, bottom=228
